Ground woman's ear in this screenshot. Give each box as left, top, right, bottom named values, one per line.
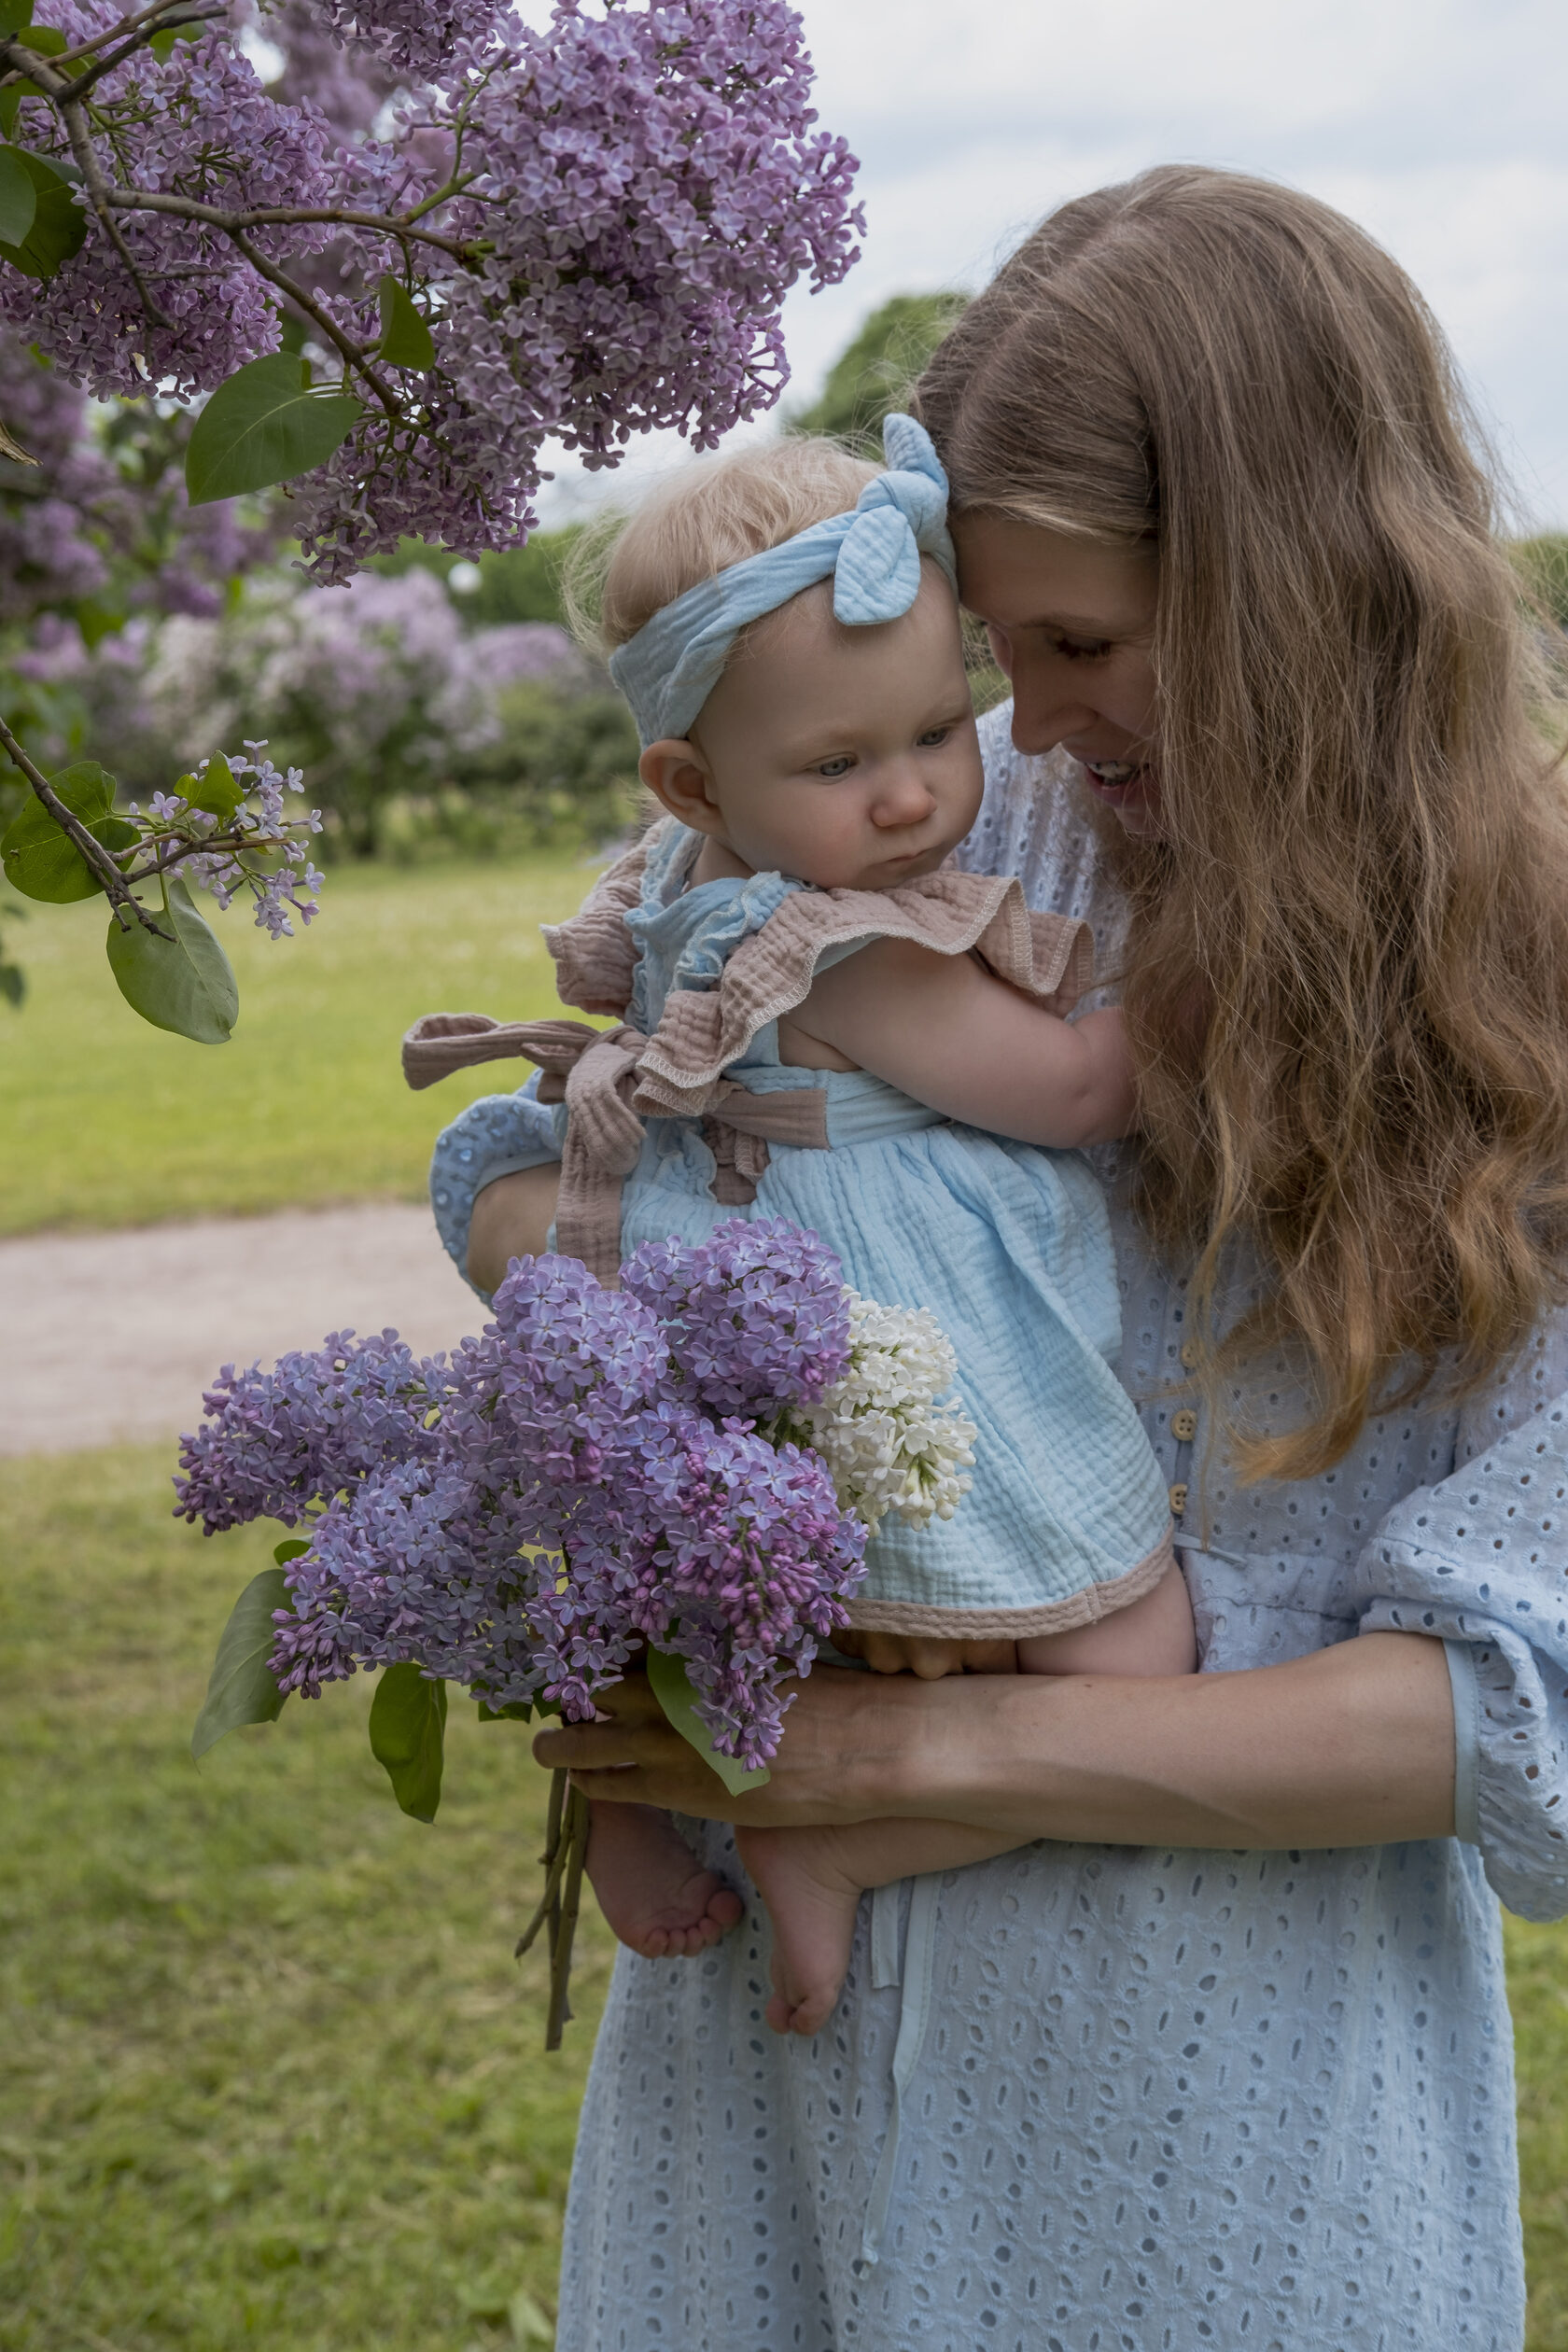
left=638, top=739, right=726, bottom=834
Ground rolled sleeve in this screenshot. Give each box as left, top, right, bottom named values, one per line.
left=1354, top=1323, right=1568, bottom=1920
left=427, top=1072, right=564, bottom=1295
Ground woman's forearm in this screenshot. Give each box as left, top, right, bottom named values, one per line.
left=884, top=1631, right=1456, bottom=1848
left=535, top=1632, right=1457, bottom=1850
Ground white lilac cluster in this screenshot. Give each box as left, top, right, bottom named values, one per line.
left=768, top=1291, right=977, bottom=1533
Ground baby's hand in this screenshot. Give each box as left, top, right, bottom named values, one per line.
left=831, top=1628, right=1019, bottom=1678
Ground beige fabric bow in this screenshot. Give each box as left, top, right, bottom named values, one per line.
left=402, top=1011, right=828, bottom=1286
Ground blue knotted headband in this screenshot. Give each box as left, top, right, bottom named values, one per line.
left=608, top=412, right=957, bottom=748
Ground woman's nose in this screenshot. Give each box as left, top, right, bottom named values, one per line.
left=869, top=763, right=937, bottom=827
left=1006, top=651, right=1098, bottom=757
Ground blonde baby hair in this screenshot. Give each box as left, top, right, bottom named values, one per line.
left=567, top=437, right=880, bottom=661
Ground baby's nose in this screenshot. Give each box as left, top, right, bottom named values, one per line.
left=870, top=762, right=936, bottom=826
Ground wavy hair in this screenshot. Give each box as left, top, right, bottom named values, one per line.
left=916, top=164, right=1568, bottom=1479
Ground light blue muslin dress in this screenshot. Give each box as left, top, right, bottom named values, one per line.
left=576, top=815, right=1170, bottom=1633
left=431, top=712, right=1568, bottom=2350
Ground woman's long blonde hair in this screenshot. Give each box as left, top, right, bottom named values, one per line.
left=917, top=164, right=1568, bottom=1480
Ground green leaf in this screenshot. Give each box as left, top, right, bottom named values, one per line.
left=0, top=2, right=35, bottom=37
left=73, top=595, right=127, bottom=650
left=375, top=273, right=436, bottom=370
left=475, top=1697, right=535, bottom=1722
left=369, top=1663, right=447, bottom=1823
left=0, top=144, right=35, bottom=246
left=0, top=147, right=86, bottom=280
left=185, top=353, right=362, bottom=505
left=0, top=763, right=125, bottom=903
left=273, top=1537, right=311, bottom=1566
left=147, top=18, right=203, bottom=58
left=187, top=750, right=242, bottom=820
left=105, top=875, right=237, bottom=1043
left=12, top=22, right=63, bottom=50
left=646, top=1645, right=771, bottom=1797
left=191, top=1567, right=290, bottom=1759
left=0, top=94, right=20, bottom=140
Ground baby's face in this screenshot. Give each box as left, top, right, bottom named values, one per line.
left=660, top=566, right=984, bottom=890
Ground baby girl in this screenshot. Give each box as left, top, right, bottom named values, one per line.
left=417, top=415, right=1195, bottom=2037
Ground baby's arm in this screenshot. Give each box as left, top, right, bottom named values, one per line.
left=1016, top=1560, right=1197, bottom=1677
left=788, top=935, right=1135, bottom=1148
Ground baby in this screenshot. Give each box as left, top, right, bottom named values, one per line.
left=419, top=416, right=1196, bottom=2037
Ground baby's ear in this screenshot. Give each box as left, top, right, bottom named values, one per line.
left=638, top=739, right=725, bottom=834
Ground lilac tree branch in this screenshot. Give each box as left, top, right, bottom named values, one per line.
left=0, top=712, right=169, bottom=935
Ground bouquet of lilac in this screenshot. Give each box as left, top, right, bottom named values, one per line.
left=180, top=1219, right=868, bottom=1786
left=180, top=1217, right=986, bottom=2037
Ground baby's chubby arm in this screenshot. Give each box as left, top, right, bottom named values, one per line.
left=787, top=935, right=1136, bottom=1148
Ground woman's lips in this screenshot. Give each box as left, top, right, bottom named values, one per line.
left=1078, top=755, right=1149, bottom=803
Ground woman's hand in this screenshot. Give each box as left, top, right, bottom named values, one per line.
left=534, top=1632, right=1458, bottom=1850
left=533, top=1666, right=932, bottom=1828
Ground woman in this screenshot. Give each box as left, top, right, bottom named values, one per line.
left=442, top=167, right=1568, bottom=2346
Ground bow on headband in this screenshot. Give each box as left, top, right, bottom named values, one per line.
left=608, top=412, right=957, bottom=747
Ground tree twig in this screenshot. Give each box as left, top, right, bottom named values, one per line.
left=58, top=5, right=226, bottom=103
left=229, top=231, right=402, bottom=419
left=108, top=189, right=474, bottom=266
left=0, top=714, right=168, bottom=935
left=58, top=91, right=173, bottom=329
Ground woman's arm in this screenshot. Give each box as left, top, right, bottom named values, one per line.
left=791, top=936, right=1136, bottom=1148
left=533, top=1631, right=1456, bottom=1850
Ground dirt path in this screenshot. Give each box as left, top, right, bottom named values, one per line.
left=0, top=1203, right=481, bottom=1457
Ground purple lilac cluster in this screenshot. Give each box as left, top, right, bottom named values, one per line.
left=126, top=745, right=327, bottom=939
left=624, top=1217, right=850, bottom=1415
left=175, top=1224, right=866, bottom=1767
left=2, top=11, right=342, bottom=400
left=3, top=0, right=861, bottom=581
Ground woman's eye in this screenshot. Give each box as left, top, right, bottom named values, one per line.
left=916, top=727, right=951, bottom=748
left=1054, top=635, right=1111, bottom=663
left=816, top=756, right=854, bottom=778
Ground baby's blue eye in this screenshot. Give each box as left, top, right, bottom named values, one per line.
left=917, top=727, right=951, bottom=747
left=817, top=756, right=854, bottom=778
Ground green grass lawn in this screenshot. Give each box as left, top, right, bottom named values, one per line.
left=0, top=1447, right=614, bottom=2352
left=2, top=852, right=595, bottom=1237
left=3, top=1449, right=1568, bottom=2350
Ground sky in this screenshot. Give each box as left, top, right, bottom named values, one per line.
left=536, top=0, right=1568, bottom=531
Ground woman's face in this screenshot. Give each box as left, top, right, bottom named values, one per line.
left=951, top=511, right=1162, bottom=837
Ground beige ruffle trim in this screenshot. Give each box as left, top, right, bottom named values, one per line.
left=545, top=819, right=1097, bottom=1122
left=843, top=1530, right=1176, bottom=1640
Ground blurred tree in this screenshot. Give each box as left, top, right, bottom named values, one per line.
left=787, top=291, right=970, bottom=450
left=1514, top=535, right=1568, bottom=631
left=377, top=529, right=584, bottom=629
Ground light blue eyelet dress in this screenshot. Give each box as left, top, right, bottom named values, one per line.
left=429, top=712, right=1568, bottom=2350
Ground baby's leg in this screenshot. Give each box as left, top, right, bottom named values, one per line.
left=740, top=1571, right=1196, bottom=2036
left=736, top=1815, right=1020, bottom=2037
left=585, top=1799, right=745, bottom=1959
left=1016, top=1559, right=1197, bottom=1678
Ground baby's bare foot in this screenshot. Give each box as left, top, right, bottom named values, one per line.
left=735, top=1823, right=867, bottom=2037
left=585, top=1800, right=744, bottom=1959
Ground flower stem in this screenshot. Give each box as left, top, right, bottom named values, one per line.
left=514, top=1768, right=590, bottom=2052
